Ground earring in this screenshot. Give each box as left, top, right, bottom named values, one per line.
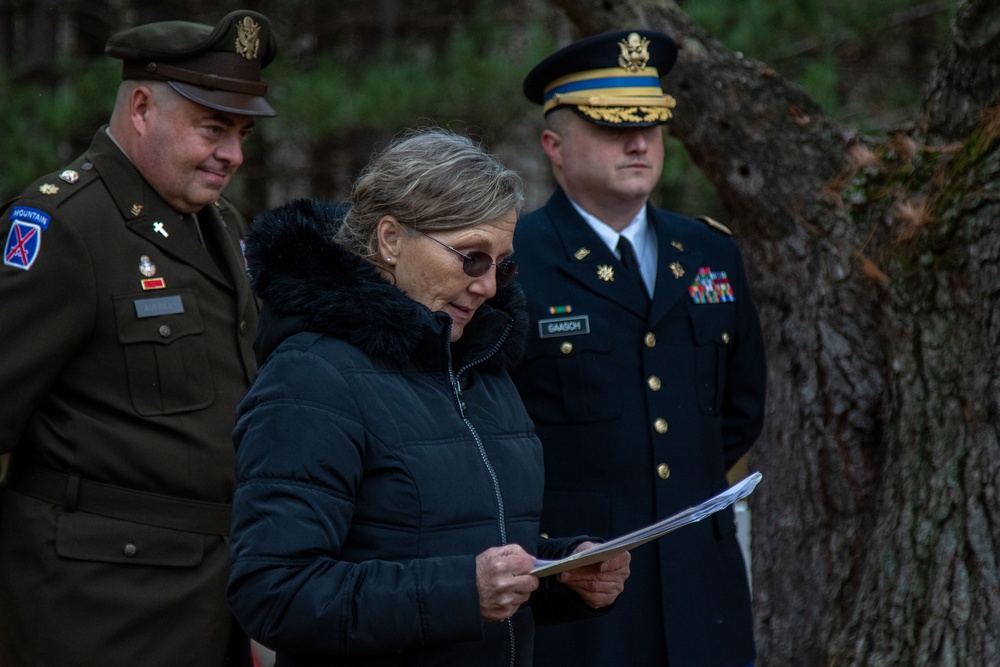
left=385, top=256, right=395, bottom=264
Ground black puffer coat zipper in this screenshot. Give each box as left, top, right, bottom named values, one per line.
left=447, top=320, right=519, bottom=667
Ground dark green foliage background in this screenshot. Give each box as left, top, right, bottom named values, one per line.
left=0, top=0, right=952, bottom=216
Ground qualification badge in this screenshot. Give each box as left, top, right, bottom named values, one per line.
left=139, top=255, right=156, bottom=277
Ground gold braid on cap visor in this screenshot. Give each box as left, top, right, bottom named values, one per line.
left=541, top=67, right=677, bottom=122
left=576, top=103, right=675, bottom=124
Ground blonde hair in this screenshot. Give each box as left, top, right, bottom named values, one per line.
left=335, top=128, right=524, bottom=257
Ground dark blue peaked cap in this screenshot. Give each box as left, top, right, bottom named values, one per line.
left=523, top=30, right=678, bottom=127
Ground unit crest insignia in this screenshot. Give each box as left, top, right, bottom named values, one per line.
left=597, top=265, right=615, bottom=281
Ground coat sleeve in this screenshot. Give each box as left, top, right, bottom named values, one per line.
left=227, top=344, right=483, bottom=657
left=0, top=203, right=96, bottom=452
left=720, top=243, right=767, bottom=470
left=527, top=536, right=613, bottom=625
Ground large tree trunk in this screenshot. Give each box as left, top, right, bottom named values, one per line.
left=550, top=0, right=1000, bottom=665
left=827, top=0, right=1000, bottom=663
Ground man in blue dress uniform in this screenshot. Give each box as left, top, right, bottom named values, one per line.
left=512, top=30, right=766, bottom=667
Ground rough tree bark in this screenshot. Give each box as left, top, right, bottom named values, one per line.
left=549, top=0, right=1000, bottom=665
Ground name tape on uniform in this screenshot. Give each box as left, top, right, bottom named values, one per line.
left=538, top=315, right=590, bottom=338
left=134, top=295, right=184, bottom=318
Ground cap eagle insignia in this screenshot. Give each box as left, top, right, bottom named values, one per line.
left=234, top=16, right=261, bottom=60
left=618, top=32, right=651, bottom=72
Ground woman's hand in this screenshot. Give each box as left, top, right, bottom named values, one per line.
left=476, top=544, right=540, bottom=622
left=557, top=542, right=631, bottom=609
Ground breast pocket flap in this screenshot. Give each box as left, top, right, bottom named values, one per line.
left=113, top=290, right=204, bottom=345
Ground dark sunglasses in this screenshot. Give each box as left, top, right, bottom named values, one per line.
left=415, top=230, right=518, bottom=288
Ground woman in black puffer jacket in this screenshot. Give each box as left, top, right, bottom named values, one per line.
left=227, top=128, right=630, bottom=667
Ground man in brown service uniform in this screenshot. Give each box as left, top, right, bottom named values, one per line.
left=0, top=10, right=277, bottom=666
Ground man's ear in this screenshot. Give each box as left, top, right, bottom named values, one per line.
left=129, top=85, right=155, bottom=135
left=541, top=129, right=563, bottom=167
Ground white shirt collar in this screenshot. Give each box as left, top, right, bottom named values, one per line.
left=567, top=198, right=657, bottom=296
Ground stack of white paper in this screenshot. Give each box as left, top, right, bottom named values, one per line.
left=531, top=471, right=763, bottom=577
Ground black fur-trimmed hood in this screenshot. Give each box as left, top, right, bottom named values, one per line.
left=245, top=199, right=528, bottom=369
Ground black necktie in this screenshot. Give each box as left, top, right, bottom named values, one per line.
left=617, top=235, right=646, bottom=295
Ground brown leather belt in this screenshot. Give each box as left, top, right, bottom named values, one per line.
left=4, top=462, right=232, bottom=535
